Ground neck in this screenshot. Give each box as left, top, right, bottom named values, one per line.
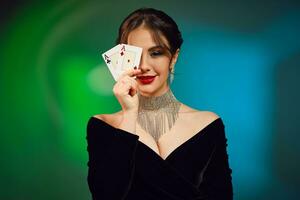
left=136, top=89, right=181, bottom=142
left=138, top=88, right=178, bottom=111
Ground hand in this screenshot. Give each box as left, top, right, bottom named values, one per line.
left=113, top=68, right=142, bottom=114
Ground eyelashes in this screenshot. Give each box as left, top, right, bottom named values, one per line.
left=148, top=46, right=170, bottom=58
left=150, top=50, right=164, bottom=57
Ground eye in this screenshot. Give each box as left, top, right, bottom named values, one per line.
left=150, top=50, right=163, bottom=57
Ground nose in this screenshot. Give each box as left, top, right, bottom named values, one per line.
left=139, top=52, right=150, bottom=72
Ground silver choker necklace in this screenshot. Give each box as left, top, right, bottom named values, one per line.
left=137, top=89, right=181, bottom=142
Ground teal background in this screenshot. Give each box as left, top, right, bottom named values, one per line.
left=1, top=0, right=300, bottom=199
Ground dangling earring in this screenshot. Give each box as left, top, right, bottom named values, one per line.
left=169, top=67, right=175, bottom=84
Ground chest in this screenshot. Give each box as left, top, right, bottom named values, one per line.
left=135, top=114, right=208, bottom=160
left=134, top=123, right=218, bottom=189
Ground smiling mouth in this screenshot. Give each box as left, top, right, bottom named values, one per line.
left=137, top=75, right=156, bottom=84
left=137, top=75, right=156, bottom=80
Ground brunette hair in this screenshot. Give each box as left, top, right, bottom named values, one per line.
left=116, top=8, right=183, bottom=56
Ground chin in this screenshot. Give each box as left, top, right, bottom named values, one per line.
left=138, top=87, right=156, bottom=96
left=138, top=85, right=168, bottom=97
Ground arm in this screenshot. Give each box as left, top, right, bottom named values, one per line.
left=86, top=116, right=139, bottom=200
left=200, top=125, right=233, bottom=200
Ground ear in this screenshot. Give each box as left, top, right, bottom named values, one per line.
left=170, top=48, right=180, bottom=69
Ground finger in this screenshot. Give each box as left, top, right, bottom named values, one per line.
left=117, top=74, right=137, bottom=89
left=114, top=78, right=131, bottom=95
left=116, top=72, right=138, bottom=87
left=120, top=77, right=138, bottom=95
left=117, top=67, right=142, bottom=81
left=121, top=76, right=139, bottom=96
left=127, top=77, right=138, bottom=95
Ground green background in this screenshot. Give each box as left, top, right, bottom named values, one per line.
left=1, top=0, right=300, bottom=199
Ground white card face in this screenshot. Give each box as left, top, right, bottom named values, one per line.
left=101, top=44, right=122, bottom=81
left=119, top=44, right=142, bottom=74
left=101, top=44, right=142, bottom=81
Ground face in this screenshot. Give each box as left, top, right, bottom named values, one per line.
left=127, top=26, right=179, bottom=97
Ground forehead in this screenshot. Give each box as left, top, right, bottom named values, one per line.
left=127, top=26, right=168, bottom=49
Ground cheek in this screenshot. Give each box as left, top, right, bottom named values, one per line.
left=153, top=59, right=170, bottom=76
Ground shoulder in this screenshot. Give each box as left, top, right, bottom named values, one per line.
left=179, top=103, right=220, bottom=121
left=93, top=111, right=123, bottom=128
left=87, top=111, right=124, bottom=144
left=180, top=104, right=227, bottom=140
left=178, top=103, right=222, bottom=132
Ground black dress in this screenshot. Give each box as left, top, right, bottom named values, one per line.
left=86, top=116, right=233, bottom=200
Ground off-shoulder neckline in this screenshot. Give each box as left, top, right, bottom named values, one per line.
left=89, top=116, right=223, bottom=161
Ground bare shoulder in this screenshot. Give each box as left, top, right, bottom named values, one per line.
left=179, top=103, right=220, bottom=122
left=93, top=110, right=123, bottom=128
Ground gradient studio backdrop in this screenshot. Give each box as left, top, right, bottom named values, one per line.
left=1, top=0, right=300, bottom=199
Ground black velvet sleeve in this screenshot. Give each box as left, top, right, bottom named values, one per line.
left=86, top=117, right=140, bottom=200
left=200, top=123, right=233, bottom=200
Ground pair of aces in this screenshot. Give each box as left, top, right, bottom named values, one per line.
left=102, top=44, right=142, bottom=81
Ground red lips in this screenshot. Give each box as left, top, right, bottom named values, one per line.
left=137, top=75, right=156, bottom=84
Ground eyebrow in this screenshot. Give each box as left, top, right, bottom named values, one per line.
left=148, top=45, right=165, bottom=51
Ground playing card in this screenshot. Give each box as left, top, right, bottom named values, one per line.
left=102, top=44, right=122, bottom=81
left=102, top=44, right=142, bottom=81
left=118, top=44, right=142, bottom=74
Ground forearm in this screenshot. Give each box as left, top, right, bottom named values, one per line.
left=118, top=112, right=138, bottom=134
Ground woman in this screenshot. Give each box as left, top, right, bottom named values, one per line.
left=87, top=7, right=233, bottom=200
